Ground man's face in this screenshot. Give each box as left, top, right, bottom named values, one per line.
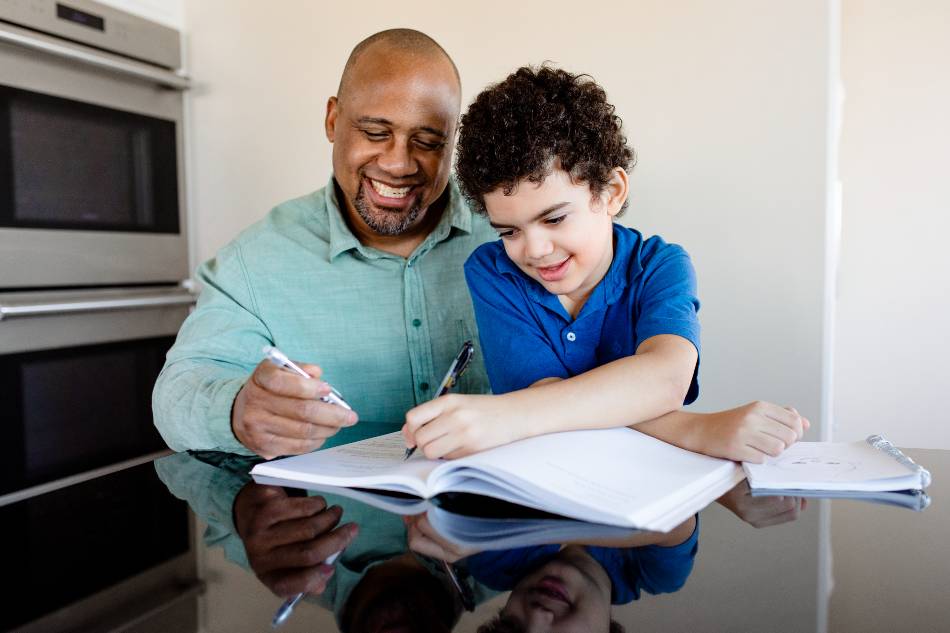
left=501, top=547, right=613, bottom=632
left=326, top=50, right=460, bottom=239
left=485, top=168, right=620, bottom=310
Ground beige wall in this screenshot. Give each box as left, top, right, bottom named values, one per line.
left=835, top=0, right=950, bottom=449
left=177, top=3, right=834, bottom=630
left=179, top=0, right=833, bottom=430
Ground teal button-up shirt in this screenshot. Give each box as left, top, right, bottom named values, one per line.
left=153, top=177, right=496, bottom=455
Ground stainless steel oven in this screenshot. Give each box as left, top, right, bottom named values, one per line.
left=0, top=2, right=198, bottom=631
left=0, top=0, right=189, bottom=288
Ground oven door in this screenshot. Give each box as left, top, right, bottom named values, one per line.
left=0, top=21, right=188, bottom=288
left=0, top=286, right=194, bottom=499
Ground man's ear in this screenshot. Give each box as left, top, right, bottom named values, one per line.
left=605, top=167, right=629, bottom=217
left=325, top=96, right=339, bottom=143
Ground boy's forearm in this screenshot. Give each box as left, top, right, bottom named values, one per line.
left=631, top=409, right=710, bottom=453
left=504, top=337, right=696, bottom=439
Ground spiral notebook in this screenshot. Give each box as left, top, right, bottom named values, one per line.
left=744, top=434, right=932, bottom=493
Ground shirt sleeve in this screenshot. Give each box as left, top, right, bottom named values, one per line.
left=151, top=242, right=272, bottom=455
left=588, top=515, right=700, bottom=604
left=464, top=246, right=570, bottom=394
left=635, top=244, right=701, bottom=404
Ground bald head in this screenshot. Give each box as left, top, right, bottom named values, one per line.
left=337, top=29, right=461, bottom=101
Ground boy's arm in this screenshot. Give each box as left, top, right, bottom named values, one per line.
left=633, top=402, right=810, bottom=463
left=403, top=333, right=697, bottom=459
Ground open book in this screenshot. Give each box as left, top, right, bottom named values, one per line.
left=257, top=481, right=644, bottom=550
left=250, top=428, right=744, bottom=532
left=744, top=434, right=932, bottom=494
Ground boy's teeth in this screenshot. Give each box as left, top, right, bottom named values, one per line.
left=370, top=179, right=411, bottom=198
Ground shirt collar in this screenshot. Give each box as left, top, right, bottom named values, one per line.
left=494, top=223, right=645, bottom=317
left=326, top=176, right=472, bottom=262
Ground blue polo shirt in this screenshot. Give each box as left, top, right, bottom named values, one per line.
left=463, top=223, right=701, bottom=402
left=464, top=517, right=700, bottom=604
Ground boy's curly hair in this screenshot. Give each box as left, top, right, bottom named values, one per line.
left=455, top=65, right=635, bottom=216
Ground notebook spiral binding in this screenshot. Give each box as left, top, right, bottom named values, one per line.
left=866, top=434, right=932, bottom=489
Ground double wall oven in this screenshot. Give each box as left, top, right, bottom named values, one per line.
left=0, top=1, right=199, bottom=631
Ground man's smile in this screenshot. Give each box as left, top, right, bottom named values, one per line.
left=369, top=178, right=413, bottom=199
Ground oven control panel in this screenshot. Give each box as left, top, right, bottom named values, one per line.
left=0, top=0, right=180, bottom=69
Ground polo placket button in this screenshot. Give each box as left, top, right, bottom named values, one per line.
left=566, top=332, right=577, bottom=342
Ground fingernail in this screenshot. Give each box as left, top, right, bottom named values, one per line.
left=348, top=412, right=358, bottom=425
left=319, top=565, right=335, bottom=578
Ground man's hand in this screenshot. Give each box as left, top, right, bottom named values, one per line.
left=717, top=480, right=807, bottom=528
left=402, top=394, right=519, bottom=460
left=697, top=401, right=810, bottom=463
left=232, top=359, right=358, bottom=459
left=233, top=483, right=359, bottom=598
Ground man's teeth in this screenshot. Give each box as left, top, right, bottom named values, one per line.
left=370, top=179, right=411, bottom=198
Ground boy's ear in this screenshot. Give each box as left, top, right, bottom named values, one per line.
left=604, top=167, right=629, bottom=217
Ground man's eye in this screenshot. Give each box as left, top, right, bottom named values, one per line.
left=414, top=139, right=444, bottom=150
left=544, top=215, right=566, bottom=225
left=363, top=130, right=388, bottom=140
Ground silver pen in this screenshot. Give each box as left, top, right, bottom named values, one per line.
left=404, top=340, right=475, bottom=460
left=262, top=345, right=351, bottom=410
left=271, top=550, right=342, bottom=628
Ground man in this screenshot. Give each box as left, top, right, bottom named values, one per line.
left=153, top=29, right=496, bottom=458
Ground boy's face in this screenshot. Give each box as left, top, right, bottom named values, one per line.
left=485, top=167, right=625, bottom=313
left=500, top=546, right=613, bottom=632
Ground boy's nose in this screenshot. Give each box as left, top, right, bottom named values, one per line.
left=525, top=233, right=554, bottom=260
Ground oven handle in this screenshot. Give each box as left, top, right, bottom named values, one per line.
left=0, top=291, right=196, bottom=321
left=0, top=26, right=190, bottom=90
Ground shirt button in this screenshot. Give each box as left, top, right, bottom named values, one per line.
left=412, top=318, right=422, bottom=327
left=420, top=382, right=430, bottom=391
left=566, top=332, right=577, bottom=342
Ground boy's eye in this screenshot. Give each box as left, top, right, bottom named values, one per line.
left=497, top=229, right=517, bottom=239
left=544, top=215, right=566, bottom=226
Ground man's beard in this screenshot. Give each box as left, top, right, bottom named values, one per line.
left=353, top=181, right=424, bottom=236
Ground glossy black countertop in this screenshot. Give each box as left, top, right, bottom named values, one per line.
left=7, top=447, right=949, bottom=633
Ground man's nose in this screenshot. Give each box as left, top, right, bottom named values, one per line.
left=376, top=138, right=418, bottom=178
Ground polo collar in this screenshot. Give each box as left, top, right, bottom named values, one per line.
left=494, top=223, right=644, bottom=318
left=326, top=176, right=472, bottom=261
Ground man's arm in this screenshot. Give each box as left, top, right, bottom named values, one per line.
left=152, top=244, right=356, bottom=457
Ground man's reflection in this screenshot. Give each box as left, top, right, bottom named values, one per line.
left=232, top=483, right=357, bottom=596
left=155, top=452, right=489, bottom=631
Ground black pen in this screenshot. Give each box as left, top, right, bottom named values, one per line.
left=404, top=340, right=475, bottom=460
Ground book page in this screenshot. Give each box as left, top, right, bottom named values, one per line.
left=744, top=440, right=920, bottom=491
left=434, top=428, right=737, bottom=527
left=250, top=432, right=441, bottom=496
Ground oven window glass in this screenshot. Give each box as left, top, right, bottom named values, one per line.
left=0, top=335, right=175, bottom=494
left=1, top=462, right=191, bottom=631
left=0, top=84, right=179, bottom=233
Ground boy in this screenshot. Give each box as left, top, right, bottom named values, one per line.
left=403, top=66, right=807, bottom=461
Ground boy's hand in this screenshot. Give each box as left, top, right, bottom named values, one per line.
left=697, top=401, right=810, bottom=463
left=402, top=394, right=519, bottom=459
left=403, top=514, right=480, bottom=562
left=717, top=480, right=808, bottom=528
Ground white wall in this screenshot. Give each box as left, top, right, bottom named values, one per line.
left=835, top=0, right=950, bottom=449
